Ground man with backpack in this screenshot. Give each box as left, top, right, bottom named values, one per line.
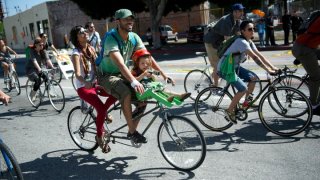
left=97, top=9, right=169, bottom=144
left=85, top=22, right=101, bottom=53
left=292, top=11, right=320, bottom=115
left=203, top=3, right=244, bottom=87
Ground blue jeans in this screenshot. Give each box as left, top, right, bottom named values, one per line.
left=219, top=66, right=258, bottom=92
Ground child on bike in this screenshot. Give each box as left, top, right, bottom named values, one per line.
left=25, top=38, right=55, bottom=101
left=0, top=39, right=18, bottom=82
left=131, top=49, right=191, bottom=117
left=217, top=20, right=278, bottom=124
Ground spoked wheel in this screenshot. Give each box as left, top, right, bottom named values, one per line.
left=183, top=69, right=212, bottom=101
left=25, top=79, right=42, bottom=108
left=53, top=66, right=62, bottom=83
left=0, top=142, right=24, bottom=180
left=9, top=72, right=21, bottom=95
left=71, top=72, right=77, bottom=91
left=259, top=86, right=312, bottom=136
left=157, top=115, right=206, bottom=171
left=195, top=86, right=233, bottom=131
left=47, top=80, right=65, bottom=112
left=272, top=75, right=309, bottom=97
left=67, top=106, right=99, bottom=151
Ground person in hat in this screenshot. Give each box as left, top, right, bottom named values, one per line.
left=97, top=9, right=169, bottom=144
left=203, top=3, right=244, bottom=87
left=131, top=49, right=191, bottom=112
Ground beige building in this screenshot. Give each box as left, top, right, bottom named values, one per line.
left=3, top=0, right=210, bottom=50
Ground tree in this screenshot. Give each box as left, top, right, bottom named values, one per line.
left=71, top=0, right=207, bottom=48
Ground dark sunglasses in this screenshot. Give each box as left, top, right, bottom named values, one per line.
left=247, top=28, right=254, bottom=32
left=37, top=43, right=44, bottom=47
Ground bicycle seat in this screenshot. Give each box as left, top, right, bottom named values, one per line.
left=136, top=82, right=183, bottom=107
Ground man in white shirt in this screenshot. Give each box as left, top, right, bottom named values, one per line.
left=85, top=21, right=101, bottom=53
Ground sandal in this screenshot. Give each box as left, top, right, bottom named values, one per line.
left=105, top=114, right=113, bottom=124
left=95, top=135, right=111, bottom=153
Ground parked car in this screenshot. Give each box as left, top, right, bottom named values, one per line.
left=159, top=25, right=178, bottom=44
left=187, top=25, right=206, bottom=43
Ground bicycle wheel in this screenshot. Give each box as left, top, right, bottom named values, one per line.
left=195, top=86, right=233, bottom=131
left=25, top=79, right=42, bottom=108
left=259, top=86, right=312, bottom=136
left=183, top=69, right=212, bottom=101
left=47, top=80, right=65, bottom=112
left=53, top=66, right=62, bottom=83
left=272, top=74, right=309, bottom=97
left=10, top=72, right=21, bottom=95
left=0, top=142, right=24, bottom=180
left=157, top=115, right=206, bottom=171
left=68, top=106, right=99, bottom=151
left=71, top=72, right=77, bottom=91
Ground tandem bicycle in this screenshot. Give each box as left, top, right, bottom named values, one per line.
left=67, top=81, right=207, bottom=171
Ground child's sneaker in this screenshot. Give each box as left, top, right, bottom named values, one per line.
left=224, top=110, right=237, bottom=124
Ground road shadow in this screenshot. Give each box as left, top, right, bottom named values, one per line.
left=19, top=149, right=195, bottom=180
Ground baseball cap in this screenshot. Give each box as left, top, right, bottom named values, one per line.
left=115, top=9, right=135, bottom=19
left=232, top=3, right=245, bottom=11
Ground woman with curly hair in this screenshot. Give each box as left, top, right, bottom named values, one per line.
left=70, top=25, right=117, bottom=153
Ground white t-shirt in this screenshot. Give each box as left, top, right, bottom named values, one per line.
left=217, top=38, right=257, bottom=70
left=72, top=48, right=95, bottom=89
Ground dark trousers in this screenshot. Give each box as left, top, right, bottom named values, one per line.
left=283, top=28, right=290, bottom=45
left=292, top=30, right=298, bottom=42
left=265, top=29, right=276, bottom=45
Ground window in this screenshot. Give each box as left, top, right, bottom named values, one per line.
left=12, top=26, right=18, bottom=44
left=29, top=23, right=35, bottom=40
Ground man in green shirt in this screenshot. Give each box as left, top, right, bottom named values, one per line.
left=97, top=9, right=168, bottom=143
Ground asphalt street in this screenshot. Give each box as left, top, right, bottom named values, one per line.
left=1, top=43, right=320, bottom=180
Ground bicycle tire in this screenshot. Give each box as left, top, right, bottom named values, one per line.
left=48, top=80, right=65, bottom=112
left=195, top=86, right=233, bottom=131
left=183, top=69, right=212, bottom=101
left=0, top=142, right=24, bottom=180
left=71, top=72, right=77, bottom=91
left=67, top=106, right=99, bottom=151
left=157, top=115, right=206, bottom=171
left=259, top=86, right=312, bottom=136
left=11, top=72, right=21, bottom=95
left=53, top=66, right=62, bottom=83
left=272, top=74, right=309, bottom=97
left=25, top=79, right=42, bottom=108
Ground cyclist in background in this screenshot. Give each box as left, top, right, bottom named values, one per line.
left=39, top=33, right=59, bottom=55
left=25, top=38, right=55, bottom=101
left=217, top=20, right=278, bottom=124
left=203, top=3, right=244, bottom=87
left=85, top=22, right=101, bottom=53
left=0, top=39, right=18, bottom=82
left=292, top=15, right=320, bottom=115
left=70, top=25, right=117, bottom=153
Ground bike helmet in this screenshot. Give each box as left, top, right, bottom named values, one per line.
left=132, top=49, right=151, bottom=62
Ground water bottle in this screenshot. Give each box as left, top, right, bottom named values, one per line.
left=242, top=93, right=253, bottom=109
left=80, top=99, right=89, bottom=113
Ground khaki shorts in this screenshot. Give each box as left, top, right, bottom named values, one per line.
left=204, top=43, right=219, bottom=70
left=97, top=71, right=136, bottom=103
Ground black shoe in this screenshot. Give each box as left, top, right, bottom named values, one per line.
left=127, top=131, right=148, bottom=143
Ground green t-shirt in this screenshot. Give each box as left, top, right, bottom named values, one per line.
left=98, top=29, right=145, bottom=73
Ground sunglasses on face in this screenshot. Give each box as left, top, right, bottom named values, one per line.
left=36, top=43, right=44, bottom=47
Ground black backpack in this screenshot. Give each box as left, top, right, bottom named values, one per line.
left=297, top=10, right=320, bottom=35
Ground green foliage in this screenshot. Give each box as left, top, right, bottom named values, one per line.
left=0, top=21, right=5, bottom=40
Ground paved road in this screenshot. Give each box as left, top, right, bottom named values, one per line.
left=1, top=49, right=320, bottom=180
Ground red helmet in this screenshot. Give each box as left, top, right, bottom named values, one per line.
left=132, top=49, right=151, bottom=62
